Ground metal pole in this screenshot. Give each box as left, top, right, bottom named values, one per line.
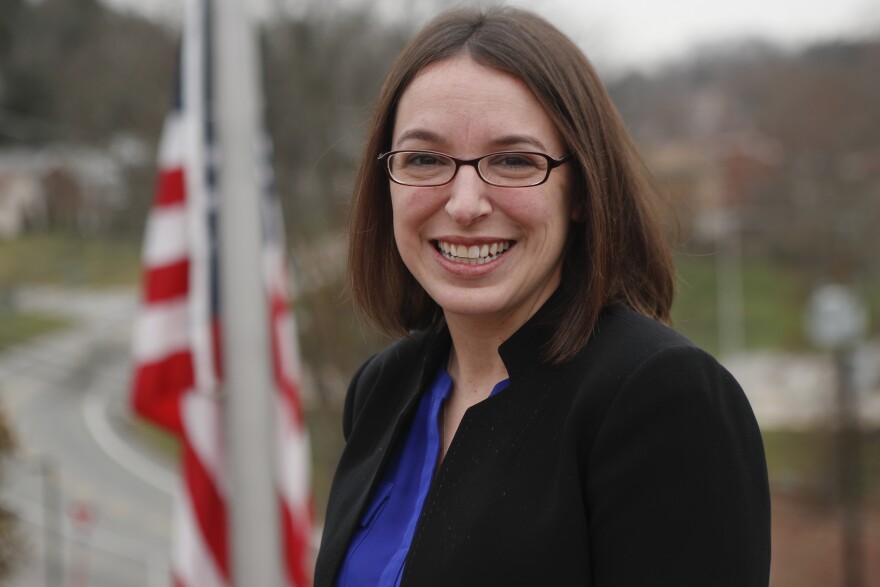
left=213, top=0, right=283, bottom=584
left=716, top=207, right=745, bottom=358
left=41, top=457, right=63, bottom=587
left=836, top=346, right=863, bottom=587
left=804, top=284, right=868, bottom=587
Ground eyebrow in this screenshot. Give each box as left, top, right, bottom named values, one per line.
left=488, top=134, right=548, bottom=152
left=395, top=129, right=444, bottom=148
left=395, top=130, right=549, bottom=152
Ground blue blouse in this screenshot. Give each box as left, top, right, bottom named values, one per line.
left=336, top=364, right=510, bottom=587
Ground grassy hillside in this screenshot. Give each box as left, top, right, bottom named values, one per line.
left=0, top=234, right=141, bottom=288
left=673, top=253, right=813, bottom=355
left=0, top=308, right=71, bottom=351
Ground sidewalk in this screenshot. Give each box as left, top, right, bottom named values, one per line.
left=723, top=343, right=880, bottom=430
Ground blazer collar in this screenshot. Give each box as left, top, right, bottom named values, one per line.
left=497, top=288, right=564, bottom=384
left=318, top=293, right=564, bottom=585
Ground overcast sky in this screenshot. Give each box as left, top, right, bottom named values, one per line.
left=521, top=0, right=880, bottom=72
left=106, top=0, right=880, bottom=73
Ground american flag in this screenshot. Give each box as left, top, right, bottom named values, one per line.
left=130, top=0, right=312, bottom=585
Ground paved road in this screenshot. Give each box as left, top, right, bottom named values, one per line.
left=1, top=287, right=174, bottom=587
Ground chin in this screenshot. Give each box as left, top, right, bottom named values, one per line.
left=431, top=289, right=512, bottom=320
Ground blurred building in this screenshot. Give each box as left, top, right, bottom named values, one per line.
left=0, top=171, right=45, bottom=239
left=0, top=146, right=128, bottom=238
left=645, top=130, right=784, bottom=248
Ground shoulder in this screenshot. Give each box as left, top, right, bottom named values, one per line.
left=561, top=305, right=705, bottom=393
left=555, top=306, right=758, bottom=463
left=350, top=330, right=440, bottom=394
left=578, top=310, right=766, bottom=503
left=596, top=306, right=741, bottom=397
left=589, top=304, right=695, bottom=359
left=579, top=310, right=771, bottom=583
left=353, top=332, right=433, bottom=385
left=342, top=330, right=441, bottom=438
left=581, top=305, right=751, bottom=431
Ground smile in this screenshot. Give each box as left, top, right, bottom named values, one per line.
left=434, top=240, right=512, bottom=265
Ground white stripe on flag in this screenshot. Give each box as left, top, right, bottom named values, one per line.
left=262, top=245, right=286, bottom=292
left=181, top=392, right=228, bottom=496
left=275, top=313, right=302, bottom=387
left=276, top=396, right=311, bottom=510
left=132, top=300, right=190, bottom=363
left=158, top=112, right=187, bottom=168
left=143, top=205, right=189, bottom=267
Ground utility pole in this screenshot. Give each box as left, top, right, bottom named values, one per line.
left=715, top=205, right=745, bottom=358
left=41, top=457, right=62, bottom=587
left=835, top=346, right=863, bottom=587
left=214, top=0, right=283, bottom=584
left=806, top=284, right=868, bottom=587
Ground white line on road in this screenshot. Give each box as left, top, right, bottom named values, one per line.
left=82, top=391, right=178, bottom=496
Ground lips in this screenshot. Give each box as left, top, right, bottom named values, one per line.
left=434, top=240, right=512, bottom=265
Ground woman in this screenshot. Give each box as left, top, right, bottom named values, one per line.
left=316, top=7, right=770, bottom=587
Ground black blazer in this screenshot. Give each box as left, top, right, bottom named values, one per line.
left=315, top=304, right=771, bottom=586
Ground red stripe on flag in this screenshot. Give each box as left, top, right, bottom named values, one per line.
left=281, top=500, right=312, bottom=587
left=278, top=376, right=305, bottom=428
left=143, top=259, right=190, bottom=303
left=268, top=268, right=314, bottom=585
left=269, top=295, right=306, bottom=427
left=182, top=437, right=230, bottom=582
left=156, top=168, right=186, bottom=206
left=130, top=351, right=193, bottom=435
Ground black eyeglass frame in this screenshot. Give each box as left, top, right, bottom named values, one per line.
left=378, top=149, right=571, bottom=188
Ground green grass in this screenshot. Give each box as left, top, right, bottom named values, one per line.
left=0, top=309, right=71, bottom=351
left=0, top=234, right=141, bottom=288
left=129, top=419, right=181, bottom=461
left=672, top=253, right=808, bottom=355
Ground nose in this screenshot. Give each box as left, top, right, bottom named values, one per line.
left=444, top=165, right=491, bottom=226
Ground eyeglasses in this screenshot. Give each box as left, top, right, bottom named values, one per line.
left=378, top=150, right=570, bottom=188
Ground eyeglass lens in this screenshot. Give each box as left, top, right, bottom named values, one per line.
left=387, top=151, right=551, bottom=187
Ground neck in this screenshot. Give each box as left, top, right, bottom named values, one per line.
left=443, top=310, right=522, bottom=401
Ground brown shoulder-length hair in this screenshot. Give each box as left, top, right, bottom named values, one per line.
left=348, top=7, right=675, bottom=364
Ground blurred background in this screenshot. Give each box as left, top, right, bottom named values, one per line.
left=0, top=0, right=878, bottom=585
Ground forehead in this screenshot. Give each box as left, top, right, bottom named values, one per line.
left=392, top=54, right=561, bottom=152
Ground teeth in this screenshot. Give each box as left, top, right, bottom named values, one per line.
left=436, top=240, right=512, bottom=264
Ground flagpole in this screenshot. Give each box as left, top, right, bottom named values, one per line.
left=213, top=0, right=284, bottom=584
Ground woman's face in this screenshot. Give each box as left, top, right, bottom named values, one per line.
left=389, top=54, right=572, bottom=330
